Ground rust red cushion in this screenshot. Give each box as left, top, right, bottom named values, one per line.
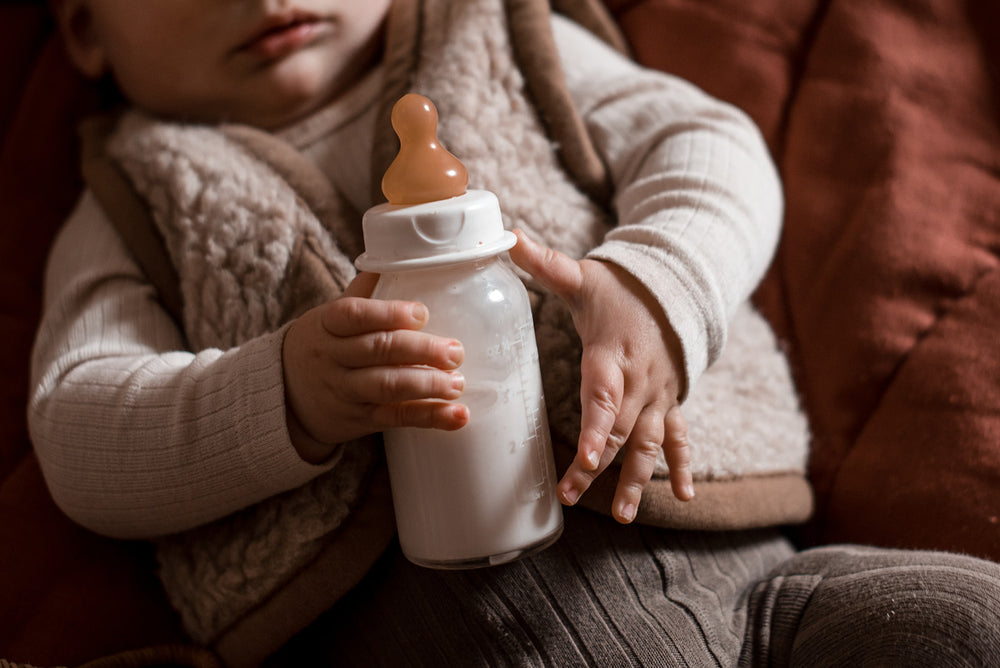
left=606, top=0, right=1000, bottom=560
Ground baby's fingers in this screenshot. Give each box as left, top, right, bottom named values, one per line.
left=663, top=405, right=694, bottom=501
left=323, top=296, right=430, bottom=337
left=557, top=443, right=619, bottom=507
left=577, top=349, right=625, bottom=472
left=371, top=400, right=469, bottom=432
left=347, top=366, right=466, bottom=405
left=611, top=409, right=664, bottom=523
left=557, top=351, right=625, bottom=505
left=336, top=329, right=464, bottom=371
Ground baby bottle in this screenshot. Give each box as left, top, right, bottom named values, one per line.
left=355, top=94, right=563, bottom=569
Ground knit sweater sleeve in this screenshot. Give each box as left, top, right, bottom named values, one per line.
left=28, top=192, right=333, bottom=539
left=551, top=14, right=783, bottom=396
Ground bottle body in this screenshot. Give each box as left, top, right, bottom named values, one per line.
left=373, top=257, right=563, bottom=568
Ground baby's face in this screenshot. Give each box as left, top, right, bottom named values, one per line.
left=63, top=0, right=392, bottom=129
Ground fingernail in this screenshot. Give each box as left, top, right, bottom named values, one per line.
left=561, top=486, right=579, bottom=505
left=586, top=450, right=600, bottom=470
left=442, top=373, right=464, bottom=400
left=620, top=502, right=636, bottom=522
left=411, top=303, right=428, bottom=324
left=449, top=372, right=465, bottom=396
left=683, top=483, right=695, bottom=500
left=447, top=341, right=464, bottom=367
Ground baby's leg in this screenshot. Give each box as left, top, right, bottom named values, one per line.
left=740, top=544, right=1000, bottom=667
left=267, top=508, right=794, bottom=666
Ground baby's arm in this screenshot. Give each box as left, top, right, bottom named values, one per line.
left=282, top=271, right=468, bottom=463
left=545, top=16, right=783, bottom=519
left=554, top=14, right=782, bottom=387
left=29, top=194, right=357, bottom=538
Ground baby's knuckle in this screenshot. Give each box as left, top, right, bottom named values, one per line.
left=606, top=428, right=629, bottom=452
left=664, top=410, right=688, bottom=442
left=590, top=386, right=619, bottom=415
left=568, top=466, right=599, bottom=488
left=338, top=297, right=366, bottom=322
left=370, top=330, right=394, bottom=361
left=633, top=437, right=663, bottom=459
left=663, top=443, right=691, bottom=472
left=619, top=479, right=649, bottom=501
left=374, top=369, right=401, bottom=398
left=581, top=425, right=611, bottom=455
left=665, top=429, right=690, bottom=452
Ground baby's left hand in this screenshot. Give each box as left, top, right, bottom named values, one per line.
left=509, top=230, right=694, bottom=523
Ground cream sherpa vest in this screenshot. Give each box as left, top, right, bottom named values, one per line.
left=82, top=0, right=811, bottom=650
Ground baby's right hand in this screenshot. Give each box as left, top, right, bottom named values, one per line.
left=282, top=272, right=468, bottom=462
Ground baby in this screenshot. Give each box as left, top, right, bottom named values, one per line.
left=31, top=0, right=1000, bottom=666
left=38, top=0, right=715, bottom=536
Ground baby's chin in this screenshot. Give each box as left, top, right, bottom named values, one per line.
left=229, top=90, right=334, bottom=130
left=133, top=50, right=359, bottom=130
left=237, top=50, right=355, bottom=128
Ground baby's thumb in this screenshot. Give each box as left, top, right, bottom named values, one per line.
left=509, top=229, right=582, bottom=302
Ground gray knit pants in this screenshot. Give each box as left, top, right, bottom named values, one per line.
left=267, top=508, right=1000, bottom=667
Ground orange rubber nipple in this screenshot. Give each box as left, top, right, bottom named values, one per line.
left=381, top=94, right=469, bottom=205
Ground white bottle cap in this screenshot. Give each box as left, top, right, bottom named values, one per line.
left=355, top=189, right=516, bottom=272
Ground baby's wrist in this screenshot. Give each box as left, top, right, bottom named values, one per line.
left=286, top=408, right=338, bottom=464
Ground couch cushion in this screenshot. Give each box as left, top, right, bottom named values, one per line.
left=605, top=0, right=1000, bottom=560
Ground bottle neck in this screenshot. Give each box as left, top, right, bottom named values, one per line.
left=376, top=253, right=503, bottom=279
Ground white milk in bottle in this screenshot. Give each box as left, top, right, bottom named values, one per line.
left=355, top=94, right=562, bottom=568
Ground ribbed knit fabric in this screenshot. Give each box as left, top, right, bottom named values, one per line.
left=268, top=511, right=1000, bottom=667
left=28, top=194, right=327, bottom=538
left=744, top=546, right=1000, bottom=667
